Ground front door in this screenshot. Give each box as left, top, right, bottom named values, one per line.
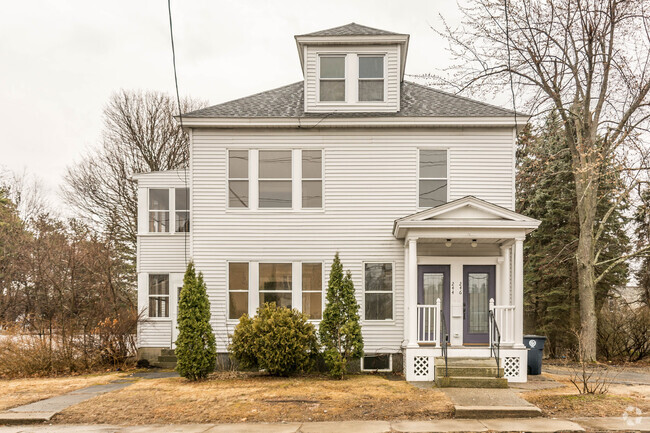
left=417, top=265, right=450, bottom=342
left=463, top=265, right=496, bottom=345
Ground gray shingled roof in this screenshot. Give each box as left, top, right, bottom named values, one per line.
left=183, top=81, right=518, bottom=119
left=296, top=23, right=403, bottom=37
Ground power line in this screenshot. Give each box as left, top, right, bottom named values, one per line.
left=167, top=0, right=188, bottom=265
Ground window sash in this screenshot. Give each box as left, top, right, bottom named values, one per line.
left=319, top=56, right=346, bottom=102
left=418, top=149, right=448, bottom=208
left=148, top=274, right=170, bottom=318
left=364, top=263, right=393, bottom=321
left=228, top=150, right=249, bottom=209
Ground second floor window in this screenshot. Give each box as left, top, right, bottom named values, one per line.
left=302, top=150, right=322, bottom=208
left=175, top=188, right=190, bottom=232
left=149, top=189, right=169, bottom=232
left=259, top=150, right=292, bottom=208
left=320, top=56, right=345, bottom=102
left=358, top=56, right=384, bottom=101
left=229, top=150, right=249, bottom=208
left=419, top=149, right=448, bottom=208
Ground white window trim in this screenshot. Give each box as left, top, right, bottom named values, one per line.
left=417, top=147, right=450, bottom=210
left=147, top=273, right=170, bottom=320
left=226, top=261, right=250, bottom=321
left=362, top=261, right=395, bottom=323
left=226, top=148, right=325, bottom=213
left=318, top=55, right=347, bottom=103
left=227, top=149, right=250, bottom=209
left=361, top=354, right=393, bottom=372
left=357, top=54, right=386, bottom=103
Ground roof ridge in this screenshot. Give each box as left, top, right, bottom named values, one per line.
left=296, top=22, right=404, bottom=37
left=403, top=81, right=522, bottom=116
left=182, top=81, right=303, bottom=117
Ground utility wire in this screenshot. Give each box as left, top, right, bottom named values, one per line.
left=167, top=0, right=188, bottom=265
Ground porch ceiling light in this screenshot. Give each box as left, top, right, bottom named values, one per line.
left=445, top=239, right=452, bottom=248
left=471, top=239, right=478, bottom=248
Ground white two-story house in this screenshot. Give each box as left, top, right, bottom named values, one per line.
left=134, top=23, right=540, bottom=383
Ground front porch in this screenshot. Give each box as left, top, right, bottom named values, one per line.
left=393, top=197, right=540, bottom=383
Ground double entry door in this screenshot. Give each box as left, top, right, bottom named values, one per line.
left=417, top=264, right=495, bottom=345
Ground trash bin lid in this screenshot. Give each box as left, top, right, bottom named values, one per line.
left=523, top=335, right=547, bottom=349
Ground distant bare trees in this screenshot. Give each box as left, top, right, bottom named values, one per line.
left=437, top=0, right=650, bottom=360
left=63, top=90, right=206, bottom=267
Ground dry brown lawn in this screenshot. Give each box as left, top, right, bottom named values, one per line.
left=520, top=373, right=650, bottom=418
left=0, top=372, right=126, bottom=411
left=56, top=372, right=453, bottom=424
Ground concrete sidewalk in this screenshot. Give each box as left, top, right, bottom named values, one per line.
left=0, top=418, right=649, bottom=432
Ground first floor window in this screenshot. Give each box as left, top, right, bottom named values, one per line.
left=302, top=263, right=322, bottom=319
left=149, top=189, right=169, bottom=232
left=364, top=263, right=393, bottom=320
left=228, top=262, right=249, bottom=319
left=148, top=274, right=169, bottom=317
left=259, top=263, right=292, bottom=308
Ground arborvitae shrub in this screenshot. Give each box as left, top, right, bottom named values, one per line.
left=319, top=253, right=364, bottom=379
left=175, top=262, right=217, bottom=380
left=229, top=303, right=319, bottom=376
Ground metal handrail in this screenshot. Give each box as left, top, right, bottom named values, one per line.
left=489, top=309, right=501, bottom=377
left=440, top=309, right=449, bottom=377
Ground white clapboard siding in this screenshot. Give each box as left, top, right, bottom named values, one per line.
left=180, top=127, right=515, bottom=353
left=137, top=321, right=173, bottom=348
left=304, top=45, right=400, bottom=113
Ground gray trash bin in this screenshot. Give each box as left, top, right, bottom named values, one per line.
left=523, top=335, right=546, bottom=375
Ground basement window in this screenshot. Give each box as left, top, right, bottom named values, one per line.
left=361, top=354, right=392, bottom=372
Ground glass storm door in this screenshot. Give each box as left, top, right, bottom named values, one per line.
left=463, top=265, right=496, bottom=345
left=417, top=265, right=450, bottom=342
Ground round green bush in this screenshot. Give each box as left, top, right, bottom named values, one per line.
left=229, top=303, right=320, bottom=376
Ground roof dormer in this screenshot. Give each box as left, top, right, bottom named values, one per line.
left=295, top=23, right=409, bottom=114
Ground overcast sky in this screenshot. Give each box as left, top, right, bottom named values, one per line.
left=0, top=1, right=471, bottom=209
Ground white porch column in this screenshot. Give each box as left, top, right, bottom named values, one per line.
left=513, top=237, right=525, bottom=348
left=407, top=237, right=418, bottom=347
left=403, top=242, right=410, bottom=345
left=499, top=245, right=511, bottom=306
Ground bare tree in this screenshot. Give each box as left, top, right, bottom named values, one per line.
left=63, top=90, right=206, bottom=267
left=435, top=0, right=650, bottom=360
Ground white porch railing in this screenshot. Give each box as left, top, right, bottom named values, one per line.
left=490, top=299, right=515, bottom=345
left=416, top=299, right=441, bottom=344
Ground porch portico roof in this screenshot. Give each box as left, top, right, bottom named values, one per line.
left=393, top=196, right=541, bottom=239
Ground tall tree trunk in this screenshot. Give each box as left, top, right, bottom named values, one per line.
left=574, top=160, right=599, bottom=361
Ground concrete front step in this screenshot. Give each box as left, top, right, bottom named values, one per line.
left=435, top=366, right=503, bottom=377
left=160, top=348, right=176, bottom=356
left=155, top=361, right=177, bottom=369
left=436, top=376, right=509, bottom=388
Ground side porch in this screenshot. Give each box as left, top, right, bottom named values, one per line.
left=393, top=196, right=540, bottom=383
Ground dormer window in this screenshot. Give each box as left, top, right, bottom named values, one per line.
left=359, top=56, right=384, bottom=102
left=319, top=56, right=345, bottom=102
